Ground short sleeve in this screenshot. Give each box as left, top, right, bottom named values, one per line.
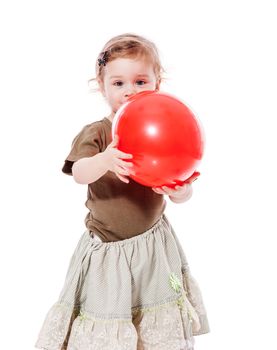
left=62, top=122, right=103, bottom=175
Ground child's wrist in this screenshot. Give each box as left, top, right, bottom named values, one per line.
left=99, top=151, right=111, bottom=173
left=169, top=185, right=193, bottom=203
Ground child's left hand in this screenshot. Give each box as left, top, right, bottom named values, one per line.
left=152, top=171, right=200, bottom=203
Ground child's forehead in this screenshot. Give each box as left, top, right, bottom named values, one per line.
left=105, top=57, right=155, bottom=78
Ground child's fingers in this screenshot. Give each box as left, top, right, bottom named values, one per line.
left=152, top=187, right=165, bottom=194
left=184, top=171, right=200, bottom=184
left=109, top=140, right=132, bottom=159
left=116, top=165, right=130, bottom=176
left=116, top=150, right=133, bottom=159
left=115, top=173, right=129, bottom=183
left=118, top=159, right=133, bottom=169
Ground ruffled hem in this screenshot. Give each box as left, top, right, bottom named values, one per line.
left=181, top=266, right=210, bottom=336
left=35, top=292, right=200, bottom=350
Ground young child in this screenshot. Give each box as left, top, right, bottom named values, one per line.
left=35, top=33, right=210, bottom=350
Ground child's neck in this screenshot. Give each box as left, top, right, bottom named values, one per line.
left=107, top=112, right=115, bottom=122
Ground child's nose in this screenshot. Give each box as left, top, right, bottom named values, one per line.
left=124, top=85, right=136, bottom=97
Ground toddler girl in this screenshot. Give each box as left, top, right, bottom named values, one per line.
left=35, top=33, right=210, bottom=350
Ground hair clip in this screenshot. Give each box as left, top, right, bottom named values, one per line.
left=98, top=51, right=109, bottom=67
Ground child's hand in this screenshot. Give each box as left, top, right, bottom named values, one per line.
left=152, top=171, right=200, bottom=203
left=103, top=135, right=133, bottom=183
left=152, top=183, right=193, bottom=202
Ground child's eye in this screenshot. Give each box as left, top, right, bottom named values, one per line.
left=136, top=80, right=146, bottom=86
left=113, top=81, right=123, bottom=86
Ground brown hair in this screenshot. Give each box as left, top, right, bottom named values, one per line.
left=88, top=33, right=165, bottom=87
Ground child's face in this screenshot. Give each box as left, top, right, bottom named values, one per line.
left=99, top=58, right=159, bottom=115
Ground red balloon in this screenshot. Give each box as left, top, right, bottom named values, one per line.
left=112, top=90, right=204, bottom=187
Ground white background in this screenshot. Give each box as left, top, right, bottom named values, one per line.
left=0, top=1, right=276, bottom=349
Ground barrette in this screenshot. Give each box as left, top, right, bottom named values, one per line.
left=98, top=51, right=109, bottom=66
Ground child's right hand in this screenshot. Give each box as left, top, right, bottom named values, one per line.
left=103, top=135, right=133, bottom=183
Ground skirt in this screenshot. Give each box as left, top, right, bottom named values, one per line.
left=35, top=214, right=210, bottom=350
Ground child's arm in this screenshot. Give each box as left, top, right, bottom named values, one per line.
left=72, top=153, right=110, bottom=184
left=72, top=135, right=133, bottom=185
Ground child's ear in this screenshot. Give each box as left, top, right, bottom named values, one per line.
left=97, top=79, right=106, bottom=96
left=155, top=78, right=161, bottom=91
